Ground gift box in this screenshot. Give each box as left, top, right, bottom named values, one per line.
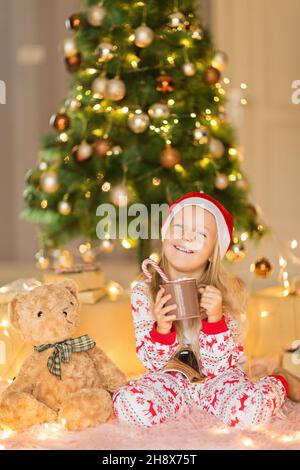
left=43, top=264, right=105, bottom=292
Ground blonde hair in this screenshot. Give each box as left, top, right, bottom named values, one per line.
left=136, top=240, right=249, bottom=363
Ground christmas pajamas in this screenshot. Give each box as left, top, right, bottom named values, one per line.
left=113, top=282, right=288, bottom=429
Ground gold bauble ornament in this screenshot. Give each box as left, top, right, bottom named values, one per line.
left=63, top=38, right=78, bottom=58
left=203, top=66, right=221, bottom=85
left=50, top=113, right=70, bottom=131
left=86, top=5, right=106, bottom=26
left=168, top=12, right=185, bottom=30
left=212, top=51, right=228, bottom=72
left=40, top=171, right=59, bottom=194
left=94, top=138, right=113, bottom=157
left=110, top=184, right=132, bottom=206
left=128, top=112, right=150, bottom=133
left=209, top=138, right=225, bottom=159
left=188, top=24, right=204, bottom=40
left=156, top=74, right=175, bottom=93
left=160, top=146, right=181, bottom=169
left=73, top=141, right=93, bottom=162
left=193, top=126, right=209, bottom=144
left=215, top=173, right=229, bottom=190
left=81, top=249, right=96, bottom=263
left=65, top=13, right=82, bottom=31
left=96, top=42, right=115, bottom=62
left=225, top=241, right=246, bottom=262
left=134, top=25, right=154, bottom=48
left=92, top=76, right=108, bottom=98
left=58, top=250, right=73, bottom=269
left=182, top=62, right=196, bottom=77
left=253, top=257, right=273, bottom=278
left=106, top=78, right=126, bottom=101
left=148, top=103, right=170, bottom=120
left=100, top=239, right=115, bottom=253
left=236, top=178, right=248, bottom=191
left=58, top=200, right=72, bottom=216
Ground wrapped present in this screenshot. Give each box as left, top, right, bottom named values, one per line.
left=43, top=264, right=105, bottom=292
left=78, top=286, right=107, bottom=304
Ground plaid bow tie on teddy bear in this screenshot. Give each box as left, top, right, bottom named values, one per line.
left=35, top=335, right=95, bottom=379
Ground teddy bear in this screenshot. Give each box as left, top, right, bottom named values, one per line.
left=0, top=279, right=127, bottom=431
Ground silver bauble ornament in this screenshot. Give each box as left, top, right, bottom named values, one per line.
left=193, top=126, right=209, bottom=144
left=96, top=42, right=115, bottom=62
left=209, top=138, right=225, bottom=158
left=212, top=51, right=228, bottom=72
left=92, top=76, right=108, bottom=98
left=86, top=5, right=106, bottom=27
left=40, top=171, right=59, bottom=194
left=128, top=112, right=150, bottom=133
left=168, top=12, right=185, bottom=30
left=148, top=103, right=170, bottom=120
left=65, top=97, right=80, bottom=111
left=182, top=62, right=196, bottom=77
left=63, top=38, right=77, bottom=58
left=58, top=200, right=72, bottom=216
left=106, top=78, right=126, bottom=101
left=134, top=25, right=154, bottom=48
left=215, top=173, right=229, bottom=190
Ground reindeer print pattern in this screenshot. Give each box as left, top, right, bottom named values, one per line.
left=113, top=281, right=288, bottom=429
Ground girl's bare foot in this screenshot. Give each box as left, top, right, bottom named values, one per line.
left=272, top=367, right=300, bottom=402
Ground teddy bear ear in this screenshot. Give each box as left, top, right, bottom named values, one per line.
left=8, top=293, right=27, bottom=330
left=61, top=279, right=79, bottom=300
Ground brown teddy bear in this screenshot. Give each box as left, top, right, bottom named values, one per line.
left=0, top=279, right=127, bottom=431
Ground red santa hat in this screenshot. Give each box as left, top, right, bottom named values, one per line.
left=161, top=191, right=234, bottom=259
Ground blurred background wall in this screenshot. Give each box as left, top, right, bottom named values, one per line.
left=0, top=0, right=299, bottom=288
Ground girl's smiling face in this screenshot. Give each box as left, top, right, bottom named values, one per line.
left=163, top=205, right=217, bottom=274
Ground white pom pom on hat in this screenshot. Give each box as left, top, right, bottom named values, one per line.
left=161, top=191, right=234, bottom=259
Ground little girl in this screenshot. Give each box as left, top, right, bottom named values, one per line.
left=113, top=192, right=300, bottom=429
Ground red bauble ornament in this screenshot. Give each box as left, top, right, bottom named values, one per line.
left=156, top=74, right=175, bottom=93
left=203, top=66, right=221, bottom=85
left=50, top=113, right=70, bottom=131
left=65, top=52, right=82, bottom=73
left=160, top=146, right=181, bottom=169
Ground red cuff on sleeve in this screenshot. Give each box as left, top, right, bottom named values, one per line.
left=201, top=316, right=228, bottom=334
left=150, top=321, right=177, bottom=345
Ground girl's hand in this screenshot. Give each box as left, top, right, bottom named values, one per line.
left=154, top=286, right=177, bottom=334
left=198, top=285, right=223, bottom=323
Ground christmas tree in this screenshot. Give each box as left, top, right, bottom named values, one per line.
left=22, top=0, right=268, bottom=268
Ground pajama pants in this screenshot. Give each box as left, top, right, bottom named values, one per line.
left=112, top=366, right=287, bottom=429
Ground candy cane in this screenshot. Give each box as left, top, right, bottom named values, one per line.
left=141, top=258, right=169, bottom=283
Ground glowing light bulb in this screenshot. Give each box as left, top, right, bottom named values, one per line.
left=240, top=82, right=247, bottom=89
left=291, top=239, right=298, bottom=249
left=242, top=438, right=253, bottom=446
left=260, top=310, right=268, bottom=318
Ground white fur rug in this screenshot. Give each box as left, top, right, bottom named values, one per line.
left=0, top=400, right=299, bottom=450
left=1, top=358, right=300, bottom=450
